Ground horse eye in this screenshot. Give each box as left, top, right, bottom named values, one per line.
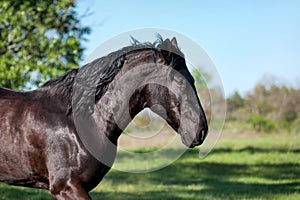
left=177, top=79, right=184, bottom=85
left=174, top=77, right=184, bottom=85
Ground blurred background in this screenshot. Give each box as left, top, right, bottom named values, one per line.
left=0, top=0, right=299, bottom=199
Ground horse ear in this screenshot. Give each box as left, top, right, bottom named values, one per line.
left=157, top=38, right=174, bottom=64
left=163, top=39, right=173, bottom=63
left=163, top=39, right=172, bottom=47
left=171, top=37, right=178, bottom=49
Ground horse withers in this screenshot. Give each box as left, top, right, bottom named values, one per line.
left=0, top=37, right=208, bottom=199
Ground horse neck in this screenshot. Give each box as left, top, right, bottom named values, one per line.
left=93, top=53, right=163, bottom=143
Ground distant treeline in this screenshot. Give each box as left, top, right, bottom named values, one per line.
left=226, top=82, right=300, bottom=133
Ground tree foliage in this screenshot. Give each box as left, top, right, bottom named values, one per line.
left=0, top=0, right=90, bottom=89
left=227, top=91, right=244, bottom=112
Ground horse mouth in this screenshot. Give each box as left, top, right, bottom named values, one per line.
left=181, top=129, right=207, bottom=148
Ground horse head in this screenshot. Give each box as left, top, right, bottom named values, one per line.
left=116, top=37, right=208, bottom=148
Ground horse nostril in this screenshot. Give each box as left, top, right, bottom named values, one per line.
left=200, top=129, right=205, bottom=141
left=200, top=128, right=208, bottom=141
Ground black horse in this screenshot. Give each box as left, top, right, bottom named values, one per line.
left=0, top=37, right=208, bottom=199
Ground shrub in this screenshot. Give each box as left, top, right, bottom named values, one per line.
left=249, top=115, right=276, bottom=132
left=291, top=118, right=300, bottom=134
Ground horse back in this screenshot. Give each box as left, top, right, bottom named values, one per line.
left=0, top=87, right=30, bottom=99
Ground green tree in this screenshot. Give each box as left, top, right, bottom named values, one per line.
left=191, top=68, right=210, bottom=89
left=0, top=0, right=90, bottom=89
left=227, top=91, right=244, bottom=112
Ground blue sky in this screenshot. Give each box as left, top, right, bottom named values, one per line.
left=76, top=0, right=300, bottom=96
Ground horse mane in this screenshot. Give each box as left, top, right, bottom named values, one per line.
left=39, top=35, right=184, bottom=115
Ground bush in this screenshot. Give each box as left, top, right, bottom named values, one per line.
left=249, top=115, right=276, bottom=132
left=291, top=118, right=300, bottom=134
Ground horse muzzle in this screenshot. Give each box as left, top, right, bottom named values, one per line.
left=180, top=127, right=208, bottom=148
left=189, top=128, right=208, bottom=148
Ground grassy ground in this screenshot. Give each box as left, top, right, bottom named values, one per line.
left=0, top=132, right=299, bottom=199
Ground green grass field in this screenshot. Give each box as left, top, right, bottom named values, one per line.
left=0, top=132, right=299, bottom=200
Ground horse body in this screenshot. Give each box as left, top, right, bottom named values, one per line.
left=0, top=87, right=105, bottom=195
left=0, top=37, right=208, bottom=199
